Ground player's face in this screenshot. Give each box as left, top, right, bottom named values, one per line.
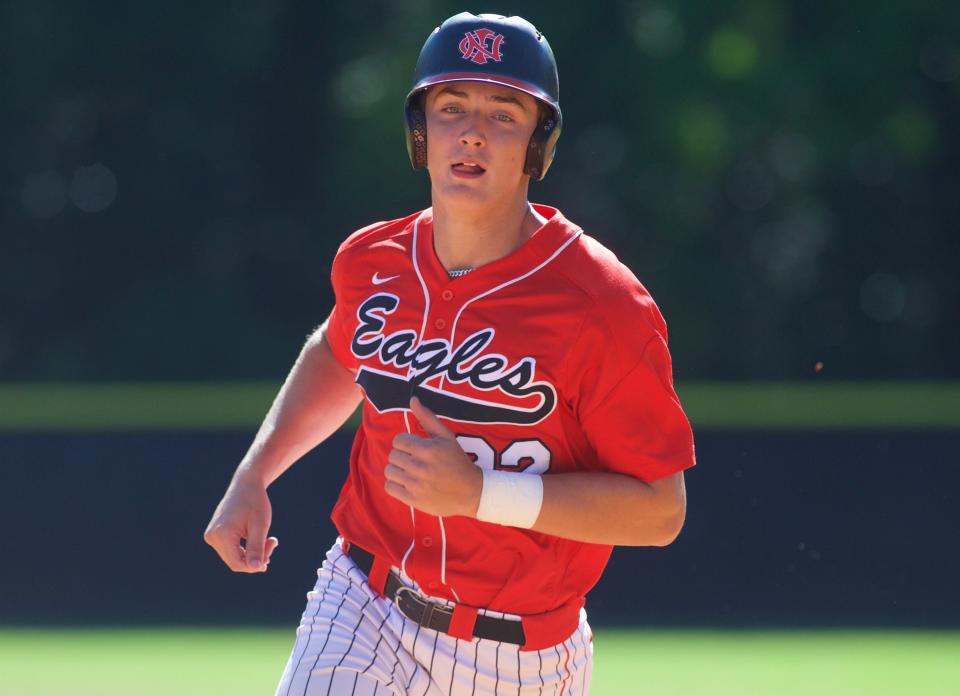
left=423, top=81, right=540, bottom=209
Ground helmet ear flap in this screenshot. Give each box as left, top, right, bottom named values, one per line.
left=407, top=13, right=562, bottom=178
left=405, top=91, right=428, bottom=170
left=523, top=108, right=561, bottom=181
left=407, top=89, right=562, bottom=179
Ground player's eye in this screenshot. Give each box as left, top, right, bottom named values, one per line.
left=494, top=113, right=514, bottom=122
left=441, top=104, right=464, bottom=113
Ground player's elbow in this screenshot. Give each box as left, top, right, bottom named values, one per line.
left=641, top=474, right=687, bottom=547
left=646, top=502, right=685, bottom=547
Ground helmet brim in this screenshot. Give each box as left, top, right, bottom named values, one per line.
left=407, top=72, right=561, bottom=121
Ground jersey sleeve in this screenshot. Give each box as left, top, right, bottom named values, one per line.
left=562, top=261, right=695, bottom=482
left=579, top=331, right=695, bottom=482
left=323, top=247, right=360, bottom=372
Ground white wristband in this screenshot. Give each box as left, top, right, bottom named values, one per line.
left=475, top=469, right=544, bottom=528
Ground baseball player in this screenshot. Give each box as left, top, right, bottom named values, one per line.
left=204, top=12, right=694, bottom=695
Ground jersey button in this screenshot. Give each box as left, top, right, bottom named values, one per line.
left=441, top=289, right=454, bottom=301
left=434, top=318, right=446, bottom=330
left=427, top=581, right=438, bottom=589
left=421, top=536, right=433, bottom=547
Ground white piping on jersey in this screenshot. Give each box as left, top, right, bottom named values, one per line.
left=403, top=211, right=460, bottom=599
left=440, top=227, right=583, bottom=390
left=407, top=211, right=582, bottom=601
left=399, top=411, right=417, bottom=579
left=411, top=212, right=432, bottom=347
left=400, top=535, right=416, bottom=579
left=438, top=516, right=461, bottom=601
left=399, top=214, right=433, bottom=579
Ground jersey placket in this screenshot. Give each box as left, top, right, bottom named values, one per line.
left=406, top=280, right=465, bottom=599
left=404, top=207, right=578, bottom=602
left=400, top=212, right=462, bottom=600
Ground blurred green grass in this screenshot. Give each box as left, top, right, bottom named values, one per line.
left=1, top=628, right=958, bottom=695
left=2, top=381, right=959, bottom=429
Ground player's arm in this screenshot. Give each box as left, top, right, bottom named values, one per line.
left=203, top=322, right=362, bottom=572
left=225, top=323, right=361, bottom=487
left=387, top=398, right=687, bottom=547
left=526, top=326, right=690, bottom=545
left=532, top=470, right=685, bottom=546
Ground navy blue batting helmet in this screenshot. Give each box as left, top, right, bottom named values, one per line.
left=404, top=13, right=562, bottom=181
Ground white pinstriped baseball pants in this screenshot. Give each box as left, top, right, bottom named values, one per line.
left=275, top=541, right=593, bottom=696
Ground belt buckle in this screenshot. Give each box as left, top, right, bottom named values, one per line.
left=393, top=585, right=416, bottom=611
left=394, top=586, right=436, bottom=628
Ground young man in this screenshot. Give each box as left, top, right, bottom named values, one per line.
left=205, top=13, right=694, bottom=695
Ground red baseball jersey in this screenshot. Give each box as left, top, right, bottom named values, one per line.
left=324, top=204, right=694, bottom=618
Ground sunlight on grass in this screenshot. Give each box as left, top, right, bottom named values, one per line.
left=0, top=628, right=957, bottom=695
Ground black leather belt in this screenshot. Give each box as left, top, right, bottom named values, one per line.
left=345, top=542, right=525, bottom=646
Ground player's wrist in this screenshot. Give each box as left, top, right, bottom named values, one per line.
left=475, top=469, right=544, bottom=528
left=462, top=463, right=484, bottom=518
left=232, top=462, right=271, bottom=491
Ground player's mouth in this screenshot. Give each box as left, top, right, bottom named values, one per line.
left=451, top=161, right=486, bottom=178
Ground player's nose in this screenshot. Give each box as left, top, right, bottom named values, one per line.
left=459, top=133, right=484, bottom=148
left=458, top=119, right=485, bottom=147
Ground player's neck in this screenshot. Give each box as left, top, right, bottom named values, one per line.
left=430, top=193, right=545, bottom=272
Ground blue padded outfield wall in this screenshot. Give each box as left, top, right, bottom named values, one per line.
left=2, top=427, right=957, bottom=628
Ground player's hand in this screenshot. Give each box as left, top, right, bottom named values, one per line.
left=386, top=397, right=483, bottom=518
left=203, top=470, right=279, bottom=573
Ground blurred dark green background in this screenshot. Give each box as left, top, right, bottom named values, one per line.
left=2, top=11, right=960, bottom=695
left=3, top=0, right=957, bottom=382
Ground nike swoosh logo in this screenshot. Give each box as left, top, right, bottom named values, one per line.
left=372, top=272, right=400, bottom=285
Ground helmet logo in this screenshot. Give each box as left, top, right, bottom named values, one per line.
left=459, top=29, right=505, bottom=64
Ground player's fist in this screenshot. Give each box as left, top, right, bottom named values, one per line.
left=204, top=469, right=279, bottom=573
left=385, top=397, right=483, bottom=517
